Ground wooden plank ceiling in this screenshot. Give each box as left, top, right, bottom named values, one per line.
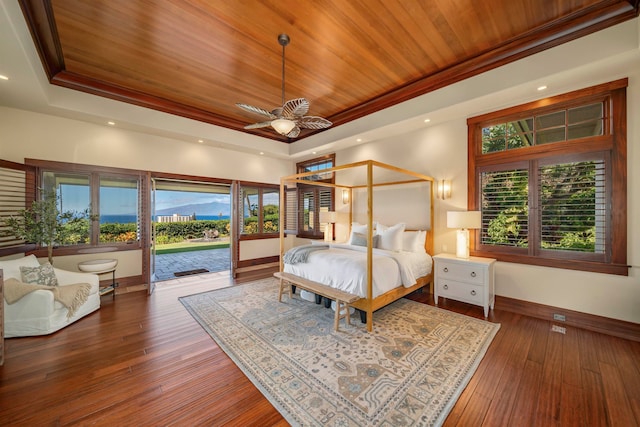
left=20, top=0, right=639, bottom=142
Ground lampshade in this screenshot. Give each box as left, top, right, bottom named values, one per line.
left=437, top=180, right=451, bottom=199
left=342, top=189, right=350, bottom=204
left=271, top=118, right=296, bottom=135
left=319, top=211, right=337, bottom=224
left=447, top=211, right=481, bottom=229
left=447, top=211, right=481, bottom=259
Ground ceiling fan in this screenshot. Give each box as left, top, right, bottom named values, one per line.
left=236, top=34, right=332, bottom=139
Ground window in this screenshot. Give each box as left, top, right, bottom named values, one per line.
left=25, top=160, right=144, bottom=254
left=468, top=79, right=627, bottom=275
left=99, top=176, right=140, bottom=243
left=295, top=155, right=335, bottom=238
left=239, top=184, right=279, bottom=237
left=42, top=171, right=92, bottom=245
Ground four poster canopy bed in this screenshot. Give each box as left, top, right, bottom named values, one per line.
left=277, top=160, right=435, bottom=332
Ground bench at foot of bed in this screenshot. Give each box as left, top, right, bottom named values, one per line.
left=274, top=272, right=359, bottom=331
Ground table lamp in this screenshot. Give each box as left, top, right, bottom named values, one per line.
left=319, top=211, right=337, bottom=242
left=447, top=211, right=481, bottom=258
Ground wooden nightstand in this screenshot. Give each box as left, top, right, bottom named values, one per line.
left=433, top=253, right=496, bottom=317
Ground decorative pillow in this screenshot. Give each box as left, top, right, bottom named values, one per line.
left=376, top=223, right=406, bottom=251
left=350, top=232, right=380, bottom=248
left=20, top=262, right=58, bottom=286
left=402, top=230, right=427, bottom=253
left=349, top=222, right=373, bottom=245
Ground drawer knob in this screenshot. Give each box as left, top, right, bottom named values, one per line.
left=443, top=267, right=449, bottom=273
left=470, top=271, right=477, bottom=278
left=470, top=290, right=476, bottom=296
left=443, top=284, right=449, bottom=290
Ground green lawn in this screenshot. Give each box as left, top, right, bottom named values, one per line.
left=155, top=240, right=230, bottom=254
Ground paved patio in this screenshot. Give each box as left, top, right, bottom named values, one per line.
left=153, top=248, right=230, bottom=282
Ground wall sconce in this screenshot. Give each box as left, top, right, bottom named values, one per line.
left=342, top=189, right=350, bottom=204
left=437, top=180, right=451, bottom=199
left=319, top=211, right=337, bottom=242
left=447, top=210, right=481, bottom=258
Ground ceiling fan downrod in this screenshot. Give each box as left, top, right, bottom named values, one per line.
left=278, top=33, right=290, bottom=107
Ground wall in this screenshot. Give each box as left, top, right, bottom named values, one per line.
left=0, top=107, right=293, bottom=278
left=335, top=75, right=640, bottom=325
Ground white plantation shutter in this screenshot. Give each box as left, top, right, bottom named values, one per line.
left=284, top=186, right=297, bottom=234
left=0, top=161, right=35, bottom=252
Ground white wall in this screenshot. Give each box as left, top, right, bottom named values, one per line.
left=335, top=74, right=640, bottom=324
left=0, top=107, right=291, bottom=181
left=0, top=107, right=293, bottom=278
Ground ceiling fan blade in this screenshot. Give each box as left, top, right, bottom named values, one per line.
left=236, top=103, right=276, bottom=119
left=282, top=98, right=309, bottom=118
left=286, top=126, right=301, bottom=138
left=296, top=116, right=332, bottom=129
left=244, top=121, right=273, bottom=130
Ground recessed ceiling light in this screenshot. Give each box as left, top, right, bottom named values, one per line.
left=259, top=152, right=264, bottom=155
left=107, top=121, right=115, bottom=126
left=312, top=151, right=317, bottom=154
left=0, top=75, right=8, bottom=81
left=197, top=139, right=204, bottom=143
left=356, top=138, right=362, bottom=142
left=537, top=85, right=548, bottom=91
left=424, top=118, right=431, bottom=123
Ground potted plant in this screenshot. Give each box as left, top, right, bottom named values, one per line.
left=1, top=188, right=93, bottom=265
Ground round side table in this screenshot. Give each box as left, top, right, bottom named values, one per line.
left=78, top=259, right=118, bottom=299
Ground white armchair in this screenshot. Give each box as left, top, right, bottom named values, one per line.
left=1, top=255, right=100, bottom=337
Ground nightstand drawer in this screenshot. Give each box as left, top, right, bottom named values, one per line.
left=436, top=261, right=485, bottom=285
left=437, top=279, right=484, bottom=305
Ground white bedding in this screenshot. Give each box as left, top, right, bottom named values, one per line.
left=283, top=243, right=432, bottom=299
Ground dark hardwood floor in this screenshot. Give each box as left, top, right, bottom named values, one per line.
left=1, top=272, right=639, bottom=426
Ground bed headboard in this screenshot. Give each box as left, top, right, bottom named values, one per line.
left=351, top=181, right=431, bottom=230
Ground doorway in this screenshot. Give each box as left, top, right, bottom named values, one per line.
left=150, top=178, right=232, bottom=287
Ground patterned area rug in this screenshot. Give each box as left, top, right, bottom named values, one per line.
left=180, top=278, right=500, bottom=426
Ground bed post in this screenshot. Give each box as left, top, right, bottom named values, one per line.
left=279, top=178, right=286, bottom=273
left=366, top=161, right=374, bottom=332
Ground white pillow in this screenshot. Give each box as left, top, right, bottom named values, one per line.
left=376, top=222, right=406, bottom=251
left=351, top=222, right=368, bottom=234
left=402, top=230, right=427, bottom=253
left=349, top=222, right=374, bottom=245
left=0, top=254, right=40, bottom=280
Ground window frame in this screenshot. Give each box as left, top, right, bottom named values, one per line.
left=237, top=181, right=280, bottom=240
left=467, top=79, right=628, bottom=275
left=295, top=155, right=335, bottom=239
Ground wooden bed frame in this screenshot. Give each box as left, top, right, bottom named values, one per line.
left=278, top=160, right=435, bottom=332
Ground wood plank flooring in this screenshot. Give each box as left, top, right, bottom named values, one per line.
left=1, top=272, right=639, bottom=426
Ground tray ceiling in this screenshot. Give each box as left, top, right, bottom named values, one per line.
left=19, top=0, right=639, bottom=142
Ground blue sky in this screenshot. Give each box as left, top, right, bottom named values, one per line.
left=58, top=185, right=284, bottom=215
left=59, top=185, right=231, bottom=215
left=154, top=190, right=230, bottom=212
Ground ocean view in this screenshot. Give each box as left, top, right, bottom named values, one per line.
left=101, top=214, right=230, bottom=224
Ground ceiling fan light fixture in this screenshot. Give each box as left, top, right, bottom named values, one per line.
left=271, top=118, right=296, bottom=135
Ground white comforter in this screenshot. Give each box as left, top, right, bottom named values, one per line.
left=283, top=243, right=432, bottom=299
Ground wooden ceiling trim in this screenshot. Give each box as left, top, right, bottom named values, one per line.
left=18, top=0, right=63, bottom=80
